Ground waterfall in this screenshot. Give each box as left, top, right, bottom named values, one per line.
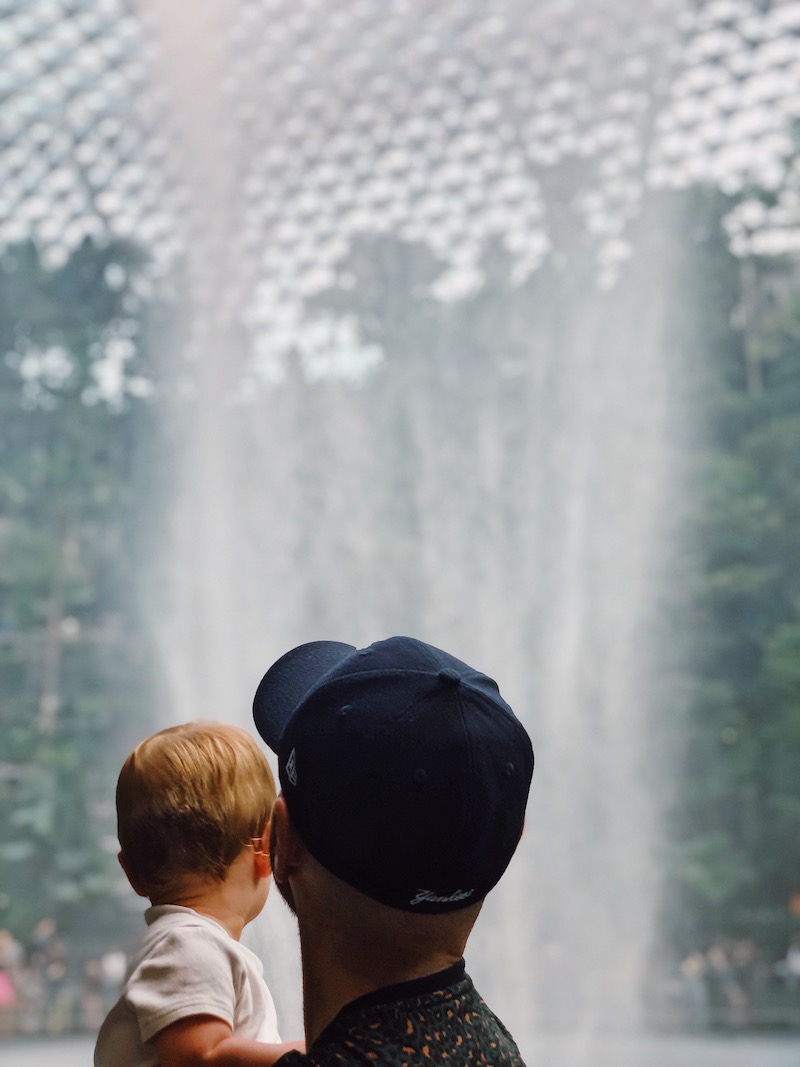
left=137, top=0, right=800, bottom=1050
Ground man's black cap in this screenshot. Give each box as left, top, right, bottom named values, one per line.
left=253, top=636, right=533, bottom=912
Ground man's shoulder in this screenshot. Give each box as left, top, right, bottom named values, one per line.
left=281, top=971, right=526, bottom=1067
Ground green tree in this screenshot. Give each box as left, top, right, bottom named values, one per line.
left=666, top=220, right=800, bottom=961
left=0, top=239, right=156, bottom=950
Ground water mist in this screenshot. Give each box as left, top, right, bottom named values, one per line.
left=142, top=0, right=762, bottom=1052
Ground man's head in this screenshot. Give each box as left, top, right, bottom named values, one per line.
left=253, top=636, right=533, bottom=914
left=117, top=721, right=276, bottom=902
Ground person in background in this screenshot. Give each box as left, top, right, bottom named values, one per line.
left=252, top=636, right=534, bottom=1067
left=29, top=917, right=71, bottom=1034
left=94, top=721, right=303, bottom=1067
left=0, top=928, right=22, bottom=1035
left=776, top=934, right=800, bottom=990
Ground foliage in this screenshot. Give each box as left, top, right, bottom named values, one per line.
left=662, top=200, right=800, bottom=962
left=0, top=240, right=156, bottom=952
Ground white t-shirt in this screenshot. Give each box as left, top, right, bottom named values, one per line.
left=94, top=904, right=280, bottom=1067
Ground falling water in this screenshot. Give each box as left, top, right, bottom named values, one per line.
left=126, top=0, right=800, bottom=1053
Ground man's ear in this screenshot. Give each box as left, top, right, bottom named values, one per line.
left=118, top=851, right=148, bottom=898
left=269, top=795, right=304, bottom=887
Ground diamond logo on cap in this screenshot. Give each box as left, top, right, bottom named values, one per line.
left=285, top=747, right=298, bottom=786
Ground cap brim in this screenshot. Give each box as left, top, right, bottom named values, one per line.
left=253, top=640, right=355, bottom=752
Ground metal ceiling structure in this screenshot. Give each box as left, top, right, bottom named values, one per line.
left=1, top=0, right=799, bottom=381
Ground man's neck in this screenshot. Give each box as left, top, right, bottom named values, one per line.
left=299, top=930, right=463, bottom=1046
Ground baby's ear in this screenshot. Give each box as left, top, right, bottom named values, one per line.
left=118, top=851, right=148, bottom=898
left=254, top=824, right=272, bottom=878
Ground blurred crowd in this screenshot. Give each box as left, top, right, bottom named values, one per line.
left=654, top=936, right=800, bottom=1031
left=0, top=920, right=126, bottom=1037
left=1, top=919, right=799, bottom=1037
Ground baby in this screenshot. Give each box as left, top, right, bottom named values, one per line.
left=95, top=721, right=301, bottom=1067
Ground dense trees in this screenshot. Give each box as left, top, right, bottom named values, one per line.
left=0, top=240, right=156, bottom=950
left=662, top=195, right=800, bottom=962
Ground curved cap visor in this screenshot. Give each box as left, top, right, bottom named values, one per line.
left=253, top=640, right=355, bottom=750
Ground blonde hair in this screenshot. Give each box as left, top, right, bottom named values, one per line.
left=117, top=721, right=276, bottom=900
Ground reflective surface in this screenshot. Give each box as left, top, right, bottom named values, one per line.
left=6, top=1033, right=800, bottom=1067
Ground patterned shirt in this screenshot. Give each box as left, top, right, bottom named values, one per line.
left=278, top=961, right=525, bottom=1067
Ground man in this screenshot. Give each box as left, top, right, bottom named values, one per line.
left=253, top=635, right=534, bottom=1066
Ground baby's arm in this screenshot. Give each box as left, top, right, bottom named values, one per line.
left=155, top=1016, right=305, bottom=1067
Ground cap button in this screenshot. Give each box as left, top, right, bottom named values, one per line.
left=438, top=668, right=461, bottom=686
